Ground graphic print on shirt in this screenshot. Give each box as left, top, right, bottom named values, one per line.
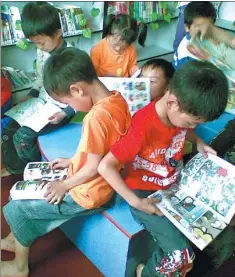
left=133, top=130, right=187, bottom=187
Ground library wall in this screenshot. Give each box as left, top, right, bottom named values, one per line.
left=2, top=1, right=235, bottom=104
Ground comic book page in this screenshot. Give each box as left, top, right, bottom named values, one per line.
left=5, top=98, right=62, bottom=132
left=10, top=162, right=68, bottom=200
left=10, top=180, right=49, bottom=200
left=149, top=153, right=235, bottom=250
left=187, top=37, right=235, bottom=114
left=99, top=77, right=150, bottom=115
left=24, top=162, right=68, bottom=182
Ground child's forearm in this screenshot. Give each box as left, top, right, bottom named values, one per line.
left=210, top=25, right=235, bottom=49
left=63, top=164, right=98, bottom=191
left=98, top=163, right=140, bottom=208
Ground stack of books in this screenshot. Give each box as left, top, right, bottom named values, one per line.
left=1, top=66, right=36, bottom=92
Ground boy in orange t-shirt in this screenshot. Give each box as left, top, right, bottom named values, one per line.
left=99, top=61, right=229, bottom=277
left=90, top=14, right=147, bottom=77
left=1, top=48, right=131, bottom=277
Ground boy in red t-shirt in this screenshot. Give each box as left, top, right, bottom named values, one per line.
left=98, top=60, right=229, bottom=277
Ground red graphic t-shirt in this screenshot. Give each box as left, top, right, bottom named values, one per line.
left=111, top=100, right=187, bottom=191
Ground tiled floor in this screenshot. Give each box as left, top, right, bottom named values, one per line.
left=1, top=174, right=235, bottom=277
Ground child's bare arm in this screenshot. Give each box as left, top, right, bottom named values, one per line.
left=63, top=153, right=102, bottom=190
left=98, top=152, right=162, bottom=215
left=193, top=23, right=235, bottom=49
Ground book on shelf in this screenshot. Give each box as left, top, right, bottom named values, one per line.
left=10, top=162, right=68, bottom=200
left=1, top=4, right=24, bottom=46
left=1, top=66, right=36, bottom=92
left=187, top=36, right=235, bottom=115
left=99, top=77, right=150, bottom=115
left=107, top=1, right=177, bottom=23
left=59, top=6, right=88, bottom=37
left=1, top=3, right=89, bottom=46
left=149, top=153, right=235, bottom=250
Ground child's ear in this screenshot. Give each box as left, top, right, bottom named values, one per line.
left=167, top=93, right=180, bottom=111
left=184, top=23, right=190, bottom=33
left=70, top=83, right=84, bottom=97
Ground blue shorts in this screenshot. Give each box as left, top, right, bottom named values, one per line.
left=3, top=193, right=101, bottom=247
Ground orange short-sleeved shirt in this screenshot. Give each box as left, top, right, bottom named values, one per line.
left=90, top=38, right=139, bottom=77
left=69, top=91, right=131, bottom=209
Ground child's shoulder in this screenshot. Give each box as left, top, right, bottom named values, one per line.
left=132, top=101, right=155, bottom=124
left=85, top=92, right=130, bottom=124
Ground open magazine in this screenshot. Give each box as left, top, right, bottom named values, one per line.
left=187, top=36, right=235, bottom=115
left=5, top=97, right=62, bottom=132
left=99, top=77, right=150, bottom=115
left=149, top=153, right=235, bottom=250
left=10, top=162, right=68, bottom=200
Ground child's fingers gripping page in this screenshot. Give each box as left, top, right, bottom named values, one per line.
left=138, top=198, right=164, bottom=216
left=50, top=159, right=60, bottom=169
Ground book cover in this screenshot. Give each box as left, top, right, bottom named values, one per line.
left=149, top=153, right=235, bottom=250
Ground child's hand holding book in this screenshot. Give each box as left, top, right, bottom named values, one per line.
left=135, top=197, right=164, bottom=216
left=48, top=110, right=67, bottom=124
left=50, top=158, right=71, bottom=169
left=44, top=180, right=67, bottom=205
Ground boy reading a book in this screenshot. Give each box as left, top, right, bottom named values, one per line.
left=173, top=1, right=216, bottom=70
left=173, top=1, right=235, bottom=70
left=98, top=60, right=229, bottom=277
left=2, top=2, right=75, bottom=175
left=1, top=48, right=131, bottom=277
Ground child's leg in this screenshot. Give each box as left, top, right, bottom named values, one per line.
left=130, top=191, right=194, bottom=277
left=1, top=235, right=29, bottom=277
left=1, top=232, right=15, bottom=252
left=13, top=118, right=71, bottom=164
left=2, top=193, right=98, bottom=277
left=1, top=119, right=27, bottom=174
left=13, top=126, right=41, bottom=164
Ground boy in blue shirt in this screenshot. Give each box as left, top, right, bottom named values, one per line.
left=173, top=1, right=216, bottom=70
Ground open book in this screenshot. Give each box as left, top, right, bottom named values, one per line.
left=99, top=77, right=150, bottom=115
left=10, top=162, right=68, bottom=200
left=187, top=37, right=235, bottom=115
left=5, top=98, right=62, bottom=132
left=149, top=153, right=235, bottom=250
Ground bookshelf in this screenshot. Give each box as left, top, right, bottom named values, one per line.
left=2, top=1, right=235, bottom=104
left=1, top=1, right=104, bottom=103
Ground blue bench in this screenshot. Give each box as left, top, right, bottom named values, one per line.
left=38, top=112, right=235, bottom=276
left=38, top=122, right=154, bottom=277
left=195, top=112, right=235, bottom=144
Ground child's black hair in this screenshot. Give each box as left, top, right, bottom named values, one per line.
left=184, top=1, right=216, bottom=27
left=103, top=14, right=147, bottom=47
left=43, top=47, right=98, bottom=96
left=142, top=59, right=175, bottom=83
left=169, top=60, right=228, bottom=121
left=21, top=1, right=61, bottom=38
